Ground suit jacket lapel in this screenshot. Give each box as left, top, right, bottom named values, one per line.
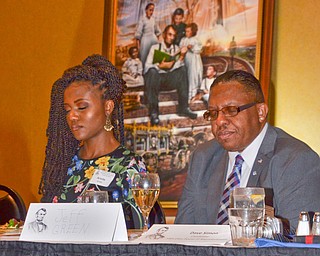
left=247, top=125, right=276, bottom=187
left=206, top=150, right=228, bottom=224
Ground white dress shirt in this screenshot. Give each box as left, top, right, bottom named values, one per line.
left=226, top=123, right=269, bottom=187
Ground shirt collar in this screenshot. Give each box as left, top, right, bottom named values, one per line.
left=161, top=42, right=174, bottom=53
left=228, top=123, right=268, bottom=169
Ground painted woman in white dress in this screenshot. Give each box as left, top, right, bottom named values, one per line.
left=135, top=3, right=161, bottom=68
left=179, top=23, right=203, bottom=101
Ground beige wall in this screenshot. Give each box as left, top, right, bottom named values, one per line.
left=271, top=0, right=320, bottom=154
left=0, top=0, right=105, bottom=207
left=0, top=0, right=319, bottom=210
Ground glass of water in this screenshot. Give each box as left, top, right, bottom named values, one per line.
left=231, top=187, right=265, bottom=208
left=80, top=190, right=109, bottom=203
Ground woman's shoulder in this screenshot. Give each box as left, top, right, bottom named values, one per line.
left=74, top=145, right=141, bottom=162
left=112, top=145, right=142, bottom=159
left=114, top=145, right=147, bottom=172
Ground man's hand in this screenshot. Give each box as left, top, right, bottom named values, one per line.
left=158, top=58, right=175, bottom=70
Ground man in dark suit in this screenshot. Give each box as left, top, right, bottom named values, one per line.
left=175, top=70, right=320, bottom=231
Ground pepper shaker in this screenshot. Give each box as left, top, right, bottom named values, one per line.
left=311, top=212, right=320, bottom=235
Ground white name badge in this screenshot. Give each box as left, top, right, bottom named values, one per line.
left=135, top=224, right=232, bottom=246
left=20, top=203, right=128, bottom=243
left=89, top=169, right=115, bottom=187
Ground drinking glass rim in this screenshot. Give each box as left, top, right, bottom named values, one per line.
left=233, top=187, right=265, bottom=192
left=83, top=190, right=108, bottom=194
left=133, top=172, right=159, bottom=176
left=228, top=207, right=266, bottom=211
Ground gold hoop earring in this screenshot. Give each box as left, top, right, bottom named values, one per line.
left=104, top=114, right=114, bottom=131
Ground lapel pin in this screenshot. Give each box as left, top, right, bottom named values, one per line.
left=257, top=158, right=263, bottom=164
left=253, top=171, right=257, bottom=176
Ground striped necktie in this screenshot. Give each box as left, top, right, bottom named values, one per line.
left=217, top=154, right=244, bottom=224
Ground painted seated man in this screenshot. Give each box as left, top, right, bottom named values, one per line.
left=144, top=25, right=197, bottom=126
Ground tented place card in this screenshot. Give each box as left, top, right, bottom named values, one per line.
left=135, top=224, right=232, bottom=246
left=20, top=203, right=127, bottom=243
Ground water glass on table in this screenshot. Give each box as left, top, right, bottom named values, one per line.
left=228, top=207, right=265, bottom=247
left=229, top=187, right=266, bottom=246
left=80, top=190, right=109, bottom=203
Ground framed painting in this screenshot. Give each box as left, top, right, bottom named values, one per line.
left=103, top=0, right=274, bottom=210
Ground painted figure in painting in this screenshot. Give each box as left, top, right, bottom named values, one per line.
left=171, top=8, right=187, bottom=46
left=135, top=3, right=161, bottom=68
left=144, top=25, right=197, bottom=126
left=191, top=64, right=217, bottom=103
left=122, top=46, right=144, bottom=87
left=179, top=22, right=203, bottom=101
left=229, top=36, right=237, bottom=70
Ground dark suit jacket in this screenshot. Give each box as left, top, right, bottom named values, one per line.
left=175, top=124, right=320, bottom=230
left=28, top=221, right=47, bottom=233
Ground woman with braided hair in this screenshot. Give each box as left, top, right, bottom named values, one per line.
left=39, top=54, right=148, bottom=228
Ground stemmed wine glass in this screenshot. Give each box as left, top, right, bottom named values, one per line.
left=131, top=172, right=160, bottom=232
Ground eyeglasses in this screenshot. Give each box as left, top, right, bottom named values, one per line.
left=203, top=102, right=257, bottom=121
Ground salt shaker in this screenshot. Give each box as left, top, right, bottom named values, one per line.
left=311, top=212, right=320, bottom=235
left=296, top=211, right=310, bottom=236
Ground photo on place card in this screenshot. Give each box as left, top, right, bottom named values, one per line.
left=27, top=207, right=48, bottom=234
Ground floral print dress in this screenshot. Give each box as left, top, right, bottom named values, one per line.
left=54, top=145, right=147, bottom=228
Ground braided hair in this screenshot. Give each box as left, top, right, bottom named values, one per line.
left=39, top=54, right=127, bottom=202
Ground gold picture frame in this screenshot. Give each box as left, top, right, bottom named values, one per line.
left=103, top=0, right=274, bottom=211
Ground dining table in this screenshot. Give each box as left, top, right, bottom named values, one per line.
left=1, top=229, right=320, bottom=256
